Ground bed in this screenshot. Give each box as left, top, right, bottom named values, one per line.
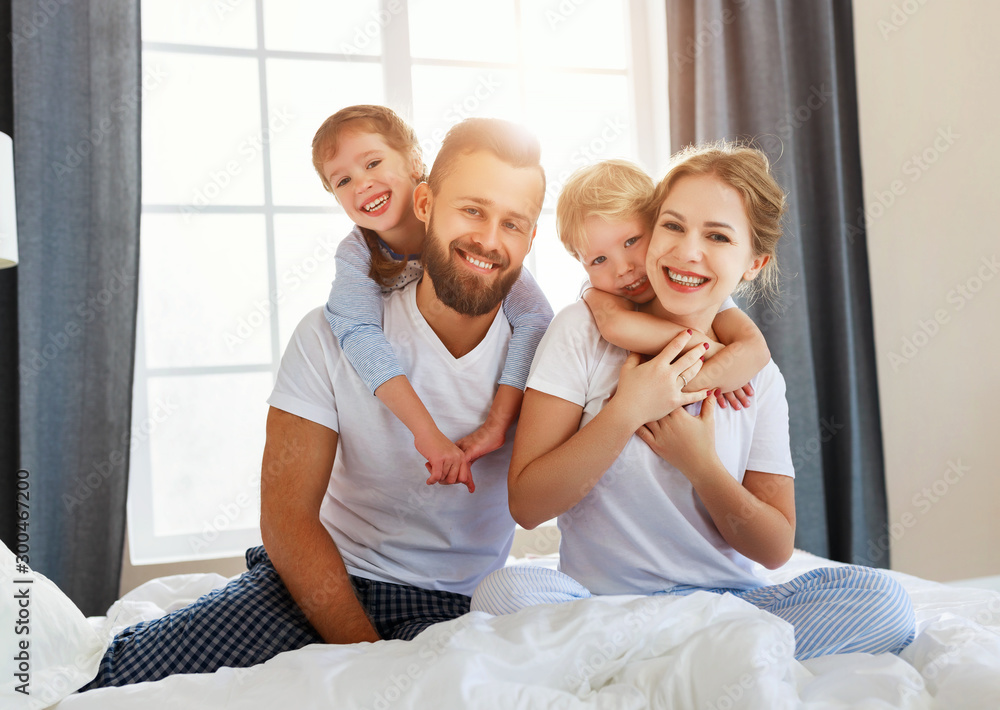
left=4, top=545, right=1000, bottom=709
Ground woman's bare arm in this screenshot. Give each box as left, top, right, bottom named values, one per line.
left=509, top=334, right=709, bottom=528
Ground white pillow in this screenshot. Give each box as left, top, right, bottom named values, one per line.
left=1, top=543, right=105, bottom=709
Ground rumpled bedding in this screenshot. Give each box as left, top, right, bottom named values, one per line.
left=16, top=550, right=1000, bottom=709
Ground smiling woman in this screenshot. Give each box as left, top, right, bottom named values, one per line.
left=128, top=0, right=667, bottom=568
left=472, top=141, right=916, bottom=663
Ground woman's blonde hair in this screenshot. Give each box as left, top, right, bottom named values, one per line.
left=555, top=159, right=657, bottom=260
left=311, top=105, right=426, bottom=286
left=654, top=141, right=786, bottom=303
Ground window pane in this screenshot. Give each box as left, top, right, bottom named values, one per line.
left=411, top=66, right=521, bottom=161
left=141, top=214, right=272, bottom=368
left=141, top=0, right=257, bottom=49
left=274, top=213, right=356, bottom=351
left=523, top=72, right=633, bottom=209
left=266, top=59, right=385, bottom=207
left=147, top=372, right=270, bottom=538
left=143, top=52, right=264, bottom=206
left=408, top=0, right=517, bottom=64
left=262, top=0, right=384, bottom=55
left=522, top=0, right=628, bottom=69
left=531, top=214, right=584, bottom=315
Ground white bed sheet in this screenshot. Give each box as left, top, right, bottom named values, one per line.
left=51, top=551, right=1000, bottom=709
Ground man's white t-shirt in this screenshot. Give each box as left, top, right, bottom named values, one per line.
left=527, top=300, right=795, bottom=595
left=267, top=282, right=516, bottom=597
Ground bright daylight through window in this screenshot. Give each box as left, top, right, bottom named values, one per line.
left=129, top=0, right=668, bottom=563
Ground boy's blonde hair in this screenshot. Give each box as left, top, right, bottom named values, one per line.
left=310, top=105, right=426, bottom=287
left=556, top=160, right=658, bottom=260
left=654, top=141, right=786, bottom=304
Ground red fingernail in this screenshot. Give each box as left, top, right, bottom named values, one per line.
left=703, top=343, right=709, bottom=350
left=686, top=329, right=692, bottom=335
left=700, top=356, right=705, bottom=362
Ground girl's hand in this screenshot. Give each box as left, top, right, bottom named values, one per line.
left=637, top=390, right=721, bottom=477
left=416, top=430, right=475, bottom=493
left=456, top=422, right=506, bottom=467
left=716, top=383, right=754, bottom=410
left=613, top=330, right=711, bottom=427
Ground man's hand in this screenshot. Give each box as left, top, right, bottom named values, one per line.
left=260, top=408, right=381, bottom=644
left=416, top=428, right=475, bottom=493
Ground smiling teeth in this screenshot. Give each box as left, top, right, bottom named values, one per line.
left=362, top=194, right=388, bottom=212
left=623, top=276, right=647, bottom=290
left=465, top=255, right=495, bottom=270
left=667, top=268, right=707, bottom=286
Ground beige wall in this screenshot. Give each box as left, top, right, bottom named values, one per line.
left=119, top=537, right=246, bottom=597
left=853, top=1, right=1000, bottom=581
left=119, top=529, right=562, bottom=596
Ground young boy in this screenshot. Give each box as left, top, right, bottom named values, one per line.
left=555, top=159, right=769, bottom=403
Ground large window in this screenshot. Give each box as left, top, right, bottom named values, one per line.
left=130, top=0, right=669, bottom=563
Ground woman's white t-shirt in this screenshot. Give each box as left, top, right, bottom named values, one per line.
left=526, top=301, right=795, bottom=595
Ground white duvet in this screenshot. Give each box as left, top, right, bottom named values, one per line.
left=7, top=550, right=1000, bottom=709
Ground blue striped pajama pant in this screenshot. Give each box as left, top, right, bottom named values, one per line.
left=471, top=564, right=915, bottom=660
left=80, top=546, right=471, bottom=691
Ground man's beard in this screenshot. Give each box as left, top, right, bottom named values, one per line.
left=421, top=220, right=522, bottom=317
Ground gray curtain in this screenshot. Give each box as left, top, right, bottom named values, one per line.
left=0, top=1, right=17, bottom=554
left=0, top=0, right=141, bottom=615
left=666, top=0, right=887, bottom=565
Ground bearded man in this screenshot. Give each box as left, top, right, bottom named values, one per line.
left=82, top=118, right=548, bottom=689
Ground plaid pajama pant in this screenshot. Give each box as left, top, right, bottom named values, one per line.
left=80, top=546, right=471, bottom=691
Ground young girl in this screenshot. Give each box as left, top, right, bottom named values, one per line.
left=471, top=142, right=915, bottom=660
left=313, top=106, right=553, bottom=491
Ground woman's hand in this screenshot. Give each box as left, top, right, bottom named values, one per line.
left=612, top=330, right=711, bottom=428
left=637, top=390, right=722, bottom=477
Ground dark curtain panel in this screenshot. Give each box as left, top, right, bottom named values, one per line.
left=666, top=0, right=887, bottom=565
left=0, top=3, right=18, bottom=553
left=0, top=0, right=141, bottom=615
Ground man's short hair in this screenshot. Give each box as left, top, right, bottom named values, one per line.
left=555, top=159, right=657, bottom=260
left=427, top=118, right=545, bottom=200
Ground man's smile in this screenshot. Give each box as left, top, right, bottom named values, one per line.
left=455, top=246, right=502, bottom=274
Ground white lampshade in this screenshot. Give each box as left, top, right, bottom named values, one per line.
left=0, top=131, right=19, bottom=269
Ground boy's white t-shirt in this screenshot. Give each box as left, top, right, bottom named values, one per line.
left=527, top=300, right=794, bottom=595
left=268, top=283, right=516, bottom=597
